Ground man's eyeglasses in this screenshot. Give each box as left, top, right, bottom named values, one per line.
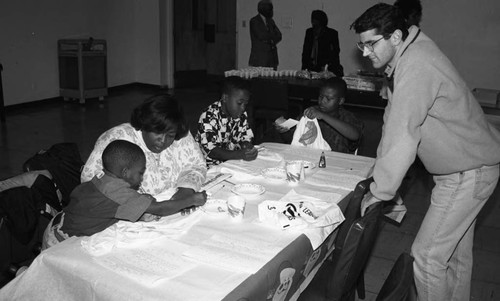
left=357, top=36, right=385, bottom=52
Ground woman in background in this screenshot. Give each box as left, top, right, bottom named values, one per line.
left=301, top=10, right=344, bottom=77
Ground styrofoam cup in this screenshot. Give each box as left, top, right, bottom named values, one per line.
left=227, top=195, right=245, bottom=221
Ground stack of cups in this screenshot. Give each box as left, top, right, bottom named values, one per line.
left=286, top=161, right=304, bottom=186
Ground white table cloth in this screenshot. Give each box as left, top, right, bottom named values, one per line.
left=0, top=143, right=374, bottom=301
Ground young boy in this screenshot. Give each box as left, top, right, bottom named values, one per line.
left=195, top=76, right=258, bottom=167
left=275, top=78, right=363, bottom=154
left=43, top=140, right=206, bottom=248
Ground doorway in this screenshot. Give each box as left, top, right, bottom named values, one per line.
left=173, top=0, right=236, bottom=88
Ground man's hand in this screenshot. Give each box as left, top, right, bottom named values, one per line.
left=360, top=191, right=383, bottom=216
left=303, top=107, right=325, bottom=120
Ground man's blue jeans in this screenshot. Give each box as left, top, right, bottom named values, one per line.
left=412, top=164, right=499, bottom=301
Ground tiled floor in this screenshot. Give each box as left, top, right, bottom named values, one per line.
left=1, top=84, right=499, bottom=300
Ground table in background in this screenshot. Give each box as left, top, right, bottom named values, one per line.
left=253, top=77, right=387, bottom=110
left=0, top=143, right=375, bottom=301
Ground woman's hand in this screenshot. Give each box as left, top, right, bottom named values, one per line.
left=303, top=107, right=325, bottom=120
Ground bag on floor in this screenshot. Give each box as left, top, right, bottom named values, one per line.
left=23, top=143, right=84, bottom=208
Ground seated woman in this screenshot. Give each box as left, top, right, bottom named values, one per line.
left=81, top=94, right=207, bottom=200
left=275, top=78, right=363, bottom=154
left=195, top=76, right=258, bottom=167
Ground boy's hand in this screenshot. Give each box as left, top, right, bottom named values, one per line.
left=304, top=107, right=324, bottom=120
left=140, top=213, right=161, bottom=222
left=274, top=122, right=289, bottom=133
left=171, top=187, right=195, bottom=200
left=240, top=141, right=254, bottom=150
left=238, top=147, right=258, bottom=161
left=191, top=191, right=208, bottom=206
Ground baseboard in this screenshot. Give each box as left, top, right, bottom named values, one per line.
left=1, top=83, right=164, bottom=113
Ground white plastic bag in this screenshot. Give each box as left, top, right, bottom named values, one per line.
left=291, top=117, right=331, bottom=151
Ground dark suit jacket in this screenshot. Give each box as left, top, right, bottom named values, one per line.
left=249, top=14, right=282, bottom=68
left=301, top=27, right=344, bottom=77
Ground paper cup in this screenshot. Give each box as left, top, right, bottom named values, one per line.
left=286, top=161, right=303, bottom=185
left=227, top=195, right=246, bottom=221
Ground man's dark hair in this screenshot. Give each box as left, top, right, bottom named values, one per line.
left=130, top=94, right=188, bottom=140
left=102, top=140, right=145, bottom=173
left=311, top=10, right=328, bottom=27
left=320, top=77, right=347, bottom=98
left=257, top=0, right=273, bottom=16
left=221, top=76, right=251, bottom=97
left=350, top=3, right=409, bottom=41
left=394, top=0, right=422, bottom=27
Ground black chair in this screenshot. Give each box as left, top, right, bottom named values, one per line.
left=249, top=78, right=289, bottom=143
left=299, top=177, right=383, bottom=301
left=376, top=253, right=416, bottom=301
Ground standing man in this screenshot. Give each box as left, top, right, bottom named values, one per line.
left=249, top=0, right=282, bottom=70
left=351, top=4, right=500, bottom=301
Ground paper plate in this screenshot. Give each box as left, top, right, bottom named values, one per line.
left=231, top=184, right=266, bottom=199
left=201, top=199, right=228, bottom=216
left=261, top=168, right=287, bottom=182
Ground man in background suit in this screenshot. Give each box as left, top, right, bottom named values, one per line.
left=249, top=0, right=282, bottom=70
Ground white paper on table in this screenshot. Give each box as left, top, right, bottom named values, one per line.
left=94, top=240, right=195, bottom=285
left=217, top=161, right=264, bottom=181
left=81, top=211, right=203, bottom=256
left=182, top=233, right=283, bottom=274
left=305, top=169, right=365, bottom=191
left=257, top=148, right=284, bottom=162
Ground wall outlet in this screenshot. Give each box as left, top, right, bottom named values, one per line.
left=282, top=17, right=293, bottom=29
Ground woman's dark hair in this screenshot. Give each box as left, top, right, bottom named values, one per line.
left=221, top=76, right=251, bottom=96
left=350, top=3, right=409, bottom=41
left=130, top=94, right=189, bottom=140
left=320, top=77, right=347, bottom=98
left=311, top=10, right=328, bottom=27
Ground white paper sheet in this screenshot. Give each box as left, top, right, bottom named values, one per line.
left=182, top=233, right=282, bottom=274
left=305, top=170, right=365, bottom=191
left=95, top=242, right=195, bottom=285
